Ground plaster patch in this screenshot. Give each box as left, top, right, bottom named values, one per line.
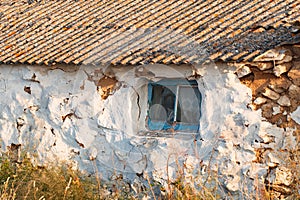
left=290, top=106, right=300, bottom=124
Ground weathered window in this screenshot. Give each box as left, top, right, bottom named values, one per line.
left=148, top=79, right=201, bottom=131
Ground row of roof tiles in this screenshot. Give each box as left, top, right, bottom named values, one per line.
left=0, top=0, right=299, bottom=65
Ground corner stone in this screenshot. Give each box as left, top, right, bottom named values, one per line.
left=235, top=65, right=252, bottom=78
left=273, top=63, right=292, bottom=77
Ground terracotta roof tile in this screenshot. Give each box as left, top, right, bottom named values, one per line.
left=0, top=0, right=299, bottom=65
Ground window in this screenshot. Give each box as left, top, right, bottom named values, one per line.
left=147, top=79, right=201, bottom=131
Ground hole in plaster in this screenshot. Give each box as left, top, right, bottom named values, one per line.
left=16, top=117, right=25, bottom=131
left=8, top=143, right=21, bottom=151
left=24, top=86, right=31, bottom=94
left=63, top=98, right=69, bottom=104
left=30, top=73, right=40, bottom=83
left=97, top=76, right=118, bottom=100
left=62, top=113, right=74, bottom=122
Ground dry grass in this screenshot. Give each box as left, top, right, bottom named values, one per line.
left=0, top=153, right=134, bottom=200
left=0, top=152, right=220, bottom=200
left=0, top=144, right=299, bottom=200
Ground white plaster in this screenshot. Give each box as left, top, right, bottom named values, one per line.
left=291, top=106, right=300, bottom=124
left=0, top=63, right=296, bottom=198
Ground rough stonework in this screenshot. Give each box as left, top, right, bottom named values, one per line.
left=238, top=45, right=300, bottom=199
left=238, top=46, right=300, bottom=130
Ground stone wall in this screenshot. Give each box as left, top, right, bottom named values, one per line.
left=0, top=60, right=298, bottom=199
left=236, top=45, right=300, bottom=198
left=238, top=46, right=300, bottom=131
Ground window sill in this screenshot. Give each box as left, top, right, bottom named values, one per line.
left=137, top=130, right=200, bottom=139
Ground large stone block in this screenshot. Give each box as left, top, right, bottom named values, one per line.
left=262, top=88, right=280, bottom=100
left=254, top=48, right=292, bottom=63
left=273, top=63, right=292, bottom=77
left=277, top=95, right=291, bottom=107
left=268, top=76, right=292, bottom=93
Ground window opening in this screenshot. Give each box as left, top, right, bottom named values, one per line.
left=148, top=79, right=201, bottom=131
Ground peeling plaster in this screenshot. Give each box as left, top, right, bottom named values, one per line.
left=0, top=63, right=297, bottom=198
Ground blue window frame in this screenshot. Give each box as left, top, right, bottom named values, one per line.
left=147, top=79, right=201, bottom=131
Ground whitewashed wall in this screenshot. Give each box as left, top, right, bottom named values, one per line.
left=0, top=63, right=297, bottom=198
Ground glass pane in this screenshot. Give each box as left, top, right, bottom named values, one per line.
left=176, top=85, right=201, bottom=124
left=149, top=104, right=167, bottom=122
left=150, top=85, right=176, bottom=123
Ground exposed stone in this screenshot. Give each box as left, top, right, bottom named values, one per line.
left=268, top=76, right=292, bottom=93
left=254, top=97, right=267, bottom=105
left=267, top=166, right=294, bottom=187
left=273, top=63, right=292, bottom=77
left=288, top=84, right=300, bottom=97
left=270, top=185, right=292, bottom=196
left=287, top=62, right=300, bottom=86
left=256, top=62, right=273, bottom=71
left=261, top=103, right=275, bottom=119
left=266, top=152, right=281, bottom=167
left=288, top=84, right=300, bottom=110
left=257, top=130, right=276, bottom=144
left=241, top=68, right=274, bottom=96
left=276, top=54, right=293, bottom=64
left=272, top=106, right=281, bottom=115
left=289, top=45, right=300, bottom=57
left=97, top=76, right=118, bottom=99
left=268, top=190, right=282, bottom=200
left=262, top=88, right=280, bottom=100
left=260, top=102, right=289, bottom=127
left=237, top=46, right=299, bottom=198
left=270, top=113, right=288, bottom=127
left=254, top=48, right=292, bottom=62
left=224, top=175, right=240, bottom=192
left=277, top=95, right=291, bottom=107
left=235, top=65, right=252, bottom=78
left=281, top=131, right=297, bottom=151
left=239, top=73, right=254, bottom=88
left=283, top=110, right=287, bottom=115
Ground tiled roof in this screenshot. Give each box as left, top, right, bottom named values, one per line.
left=0, top=0, right=299, bottom=65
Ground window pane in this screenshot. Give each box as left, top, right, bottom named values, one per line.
left=149, top=104, right=167, bottom=122
left=150, top=85, right=176, bottom=123
left=176, top=85, right=201, bottom=124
